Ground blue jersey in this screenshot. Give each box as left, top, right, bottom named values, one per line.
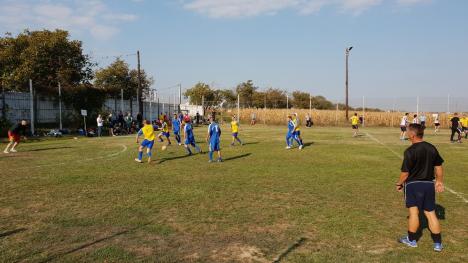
left=172, top=118, right=181, bottom=132
left=287, top=120, right=295, bottom=134
left=208, top=123, right=221, bottom=143
left=184, top=123, right=194, bottom=140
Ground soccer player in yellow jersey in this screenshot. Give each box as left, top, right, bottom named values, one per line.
left=230, top=116, right=243, bottom=146
left=135, top=120, right=156, bottom=163
left=350, top=113, right=359, bottom=137
left=293, top=113, right=304, bottom=149
left=157, top=120, right=172, bottom=146
left=461, top=115, right=468, bottom=139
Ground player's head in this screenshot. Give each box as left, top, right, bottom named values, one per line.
left=413, top=114, right=417, bottom=118
left=287, top=115, right=292, bottom=120
left=174, top=113, right=177, bottom=117
left=408, top=124, right=424, bottom=140
left=21, top=120, right=27, bottom=126
left=454, top=112, right=458, bottom=116
left=354, top=113, right=357, bottom=116
left=144, top=119, right=150, bottom=125
left=209, top=116, right=214, bottom=123
left=405, top=113, right=409, bottom=116
left=232, top=116, right=237, bottom=121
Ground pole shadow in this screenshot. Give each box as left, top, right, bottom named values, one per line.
left=25, top=146, right=73, bottom=152
left=223, top=153, right=251, bottom=161
left=0, top=228, right=27, bottom=238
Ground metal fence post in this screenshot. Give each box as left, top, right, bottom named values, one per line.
left=29, top=79, right=35, bottom=135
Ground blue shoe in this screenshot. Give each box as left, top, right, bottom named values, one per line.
left=399, top=236, right=417, bottom=248
left=433, top=243, right=443, bottom=252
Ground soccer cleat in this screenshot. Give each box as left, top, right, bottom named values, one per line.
left=285, top=146, right=291, bottom=149
left=433, top=243, right=443, bottom=252
left=134, top=158, right=143, bottom=163
left=398, top=236, right=417, bottom=248
left=9, top=149, right=17, bottom=153
left=299, top=145, right=303, bottom=150
left=208, top=160, right=213, bottom=163
left=178, top=143, right=182, bottom=146
left=3, top=150, right=9, bottom=154
left=217, top=158, right=223, bottom=162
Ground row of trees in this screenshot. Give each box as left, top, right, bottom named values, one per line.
left=184, top=80, right=336, bottom=110
left=0, top=29, right=153, bottom=118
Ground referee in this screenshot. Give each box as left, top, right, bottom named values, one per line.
left=396, top=124, right=445, bottom=252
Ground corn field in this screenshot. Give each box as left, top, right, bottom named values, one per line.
left=222, top=108, right=458, bottom=128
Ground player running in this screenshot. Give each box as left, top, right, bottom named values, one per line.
left=350, top=112, right=360, bottom=137
left=433, top=113, right=440, bottom=134
left=285, top=115, right=301, bottom=150
left=412, top=114, right=419, bottom=124
left=293, top=113, right=304, bottom=148
left=207, top=117, right=222, bottom=162
left=183, top=117, right=201, bottom=155
left=461, top=114, right=468, bottom=139
left=3, top=120, right=28, bottom=154
left=230, top=116, right=243, bottom=146
left=400, top=113, right=409, bottom=140
left=449, top=113, right=462, bottom=143
left=135, top=120, right=156, bottom=164
left=157, top=120, right=172, bottom=146
left=172, top=113, right=182, bottom=145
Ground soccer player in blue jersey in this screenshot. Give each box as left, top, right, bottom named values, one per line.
left=286, top=115, right=302, bottom=150
left=293, top=113, right=304, bottom=149
left=135, top=120, right=156, bottom=164
left=207, top=117, right=222, bottom=162
left=183, top=117, right=201, bottom=155
left=172, top=113, right=182, bottom=145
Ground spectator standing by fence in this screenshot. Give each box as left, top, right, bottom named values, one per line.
left=108, top=113, right=115, bottom=137
left=96, top=114, right=103, bottom=137
left=125, top=113, right=133, bottom=133
left=305, top=114, right=312, bottom=128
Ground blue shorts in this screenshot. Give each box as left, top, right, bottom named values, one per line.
left=173, top=130, right=180, bottom=136
left=185, top=137, right=195, bottom=145
left=161, top=132, right=170, bottom=138
left=405, top=181, right=435, bottom=212
left=232, top=132, right=238, bottom=137
left=141, top=139, right=154, bottom=149
left=209, top=141, right=220, bottom=151
left=295, top=131, right=301, bottom=136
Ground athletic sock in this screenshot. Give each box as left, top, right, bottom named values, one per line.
left=147, top=152, right=152, bottom=157
left=237, top=138, right=242, bottom=144
left=186, top=147, right=192, bottom=154
left=195, top=145, right=201, bottom=153
left=138, top=151, right=143, bottom=160
left=431, top=233, right=442, bottom=244
left=209, top=151, right=213, bottom=161
left=408, top=231, right=417, bottom=242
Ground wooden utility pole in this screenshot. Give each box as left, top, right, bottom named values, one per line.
left=137, top=50, right=143, bottom=115
left=345, top=46, right=353, bottom=119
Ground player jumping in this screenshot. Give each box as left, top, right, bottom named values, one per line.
left=135, top=120, right=156, bottom=164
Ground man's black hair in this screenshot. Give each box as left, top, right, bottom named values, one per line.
left=408, top=123, right=425, bottom=138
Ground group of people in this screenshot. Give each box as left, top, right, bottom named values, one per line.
left=97, top=111, right=143, bottom=137
left=399, top=112, right=468, bottom=143
left=134, top=113, right=244, bottom=164
left=285, top=113, right=304, bottom=150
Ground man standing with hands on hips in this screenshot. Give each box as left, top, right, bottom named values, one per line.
left=396, top=124, right=445, bottom=252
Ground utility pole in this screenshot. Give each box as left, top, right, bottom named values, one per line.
left=29, top=79, right=35, bottom=135
left=58, top=82, right=63, bottom=130
left=345, top=46, right=353, bottom=119
left=137, top=50, right=143, bottom=115
left=178, top=84, right=182, bottom=113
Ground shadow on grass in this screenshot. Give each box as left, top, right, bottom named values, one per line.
left=242, top=142, right=259, bottom=146
left=25, top=146, right=73, bottom=152
left=224, top=153, right=251, bottom=161
left=0, top=228, right=27, bottom=238
left=415, top=204, right=445, bottom=241
left=39, top=223, right=149, bottom=263
left=303, top=142, right=314, bottom=147
left=158, top=152, right=204, bottom=164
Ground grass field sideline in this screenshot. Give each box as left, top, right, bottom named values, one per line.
left=1, top=125, right=467, bottom=262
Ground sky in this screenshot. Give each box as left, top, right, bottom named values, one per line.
left=0, top=0, right=467, bottom=106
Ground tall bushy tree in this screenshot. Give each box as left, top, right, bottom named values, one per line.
left=0, top=29, right=94, bottom=94
left=265, top=88, right=287, bottom=108
left=184, top=82, right=214, bottom=105
left=292, top=91, right=310, bottom=109
left=236, top=80, right=257, bottom=107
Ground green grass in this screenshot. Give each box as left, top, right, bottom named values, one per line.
left=0, top=125, right=467, bottom=262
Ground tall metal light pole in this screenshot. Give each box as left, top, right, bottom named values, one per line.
left=345, top=46, right=353, bottom=119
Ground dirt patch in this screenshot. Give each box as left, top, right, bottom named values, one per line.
left=211, top=243, right=269, bottom=263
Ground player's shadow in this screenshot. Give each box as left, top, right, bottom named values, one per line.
left=414, top=204, right=445, bottom=241
left=224, top=153, right=251, bottom=161
left=242, top=142, right=259, bottom=146
left=303, top=142, right=314, bottom=148
left=25, top=146, right=73, bottom=152
left=0, top=228, right=27, bottom=238
left=158, top=154, right=196, bottom=164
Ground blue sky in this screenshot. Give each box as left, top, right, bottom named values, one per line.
left=1, top=0, right=467, bottom=103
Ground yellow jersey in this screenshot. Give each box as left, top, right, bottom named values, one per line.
left=293, top=118, right=300, bottom=131
left=162, top=122, right=169, bottom=133
left=231, top=121, right=239, bottom=133
left=351, top=116, right=359, bottom=125
left=461, top=117, right=468, bottom=127
left=141, top=124, right=155, bottom=141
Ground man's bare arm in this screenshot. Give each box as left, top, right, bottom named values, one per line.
left=435, top=166, right=444, bottom=193
left=396, top=172, right=409, bottom=192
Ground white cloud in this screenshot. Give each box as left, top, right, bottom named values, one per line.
left=0, top=0, right=138, bottom=40
left=183, top=0, right=428, bottom=18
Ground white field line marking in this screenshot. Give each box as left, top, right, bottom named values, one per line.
left=10, top=144, right=128, bottom=170
left=366, top=132, right=468, bottom=204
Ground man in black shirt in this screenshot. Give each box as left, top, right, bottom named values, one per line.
left=3, top=120, right=28, bottom=153
left=449, top=113, right=462, bottom=143
left=396, top=124, right=445, bottom=252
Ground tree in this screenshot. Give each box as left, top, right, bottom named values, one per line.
left=292, top=91, right=310, bottom=109
left=183, top=82, right=214, bottom=105
left=265, top=88, right=287, bottom=108
left=236, top=80, right=257, bottom=107
left=94, top=58, right=153, bottom=114
left=0, top=29, right=94, bottom=95
left=311, top=95, right=334, bottom=110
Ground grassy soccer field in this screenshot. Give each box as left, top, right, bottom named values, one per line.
left=1, top=125, right=467, bottom=262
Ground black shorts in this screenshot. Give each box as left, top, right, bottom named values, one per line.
left=352, top=125, right=358, bottom=129
left=421, top=121, right=426, bottom=126
left=435, top=123, right=440, bottom=127
left=400, top=126, right=407, bottom=132
left=404, top=181, right=435, bottom=212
